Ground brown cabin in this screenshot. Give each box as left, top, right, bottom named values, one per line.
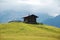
left=23, top=14, right=38, bottom=24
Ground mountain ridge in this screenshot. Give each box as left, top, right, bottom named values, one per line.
left=43, top=15, right=60, bottom=28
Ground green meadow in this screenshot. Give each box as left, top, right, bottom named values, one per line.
left=0, top=22, right=60, bottom=40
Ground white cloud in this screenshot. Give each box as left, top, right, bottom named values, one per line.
left=0, top=0, right=60, bottom=17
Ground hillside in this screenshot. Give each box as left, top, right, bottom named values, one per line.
left=0, top=22, right=60, bottom=40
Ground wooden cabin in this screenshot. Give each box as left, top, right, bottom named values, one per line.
left=23, top=14, right=38, bottom=24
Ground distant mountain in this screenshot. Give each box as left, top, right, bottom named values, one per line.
left=43, top=15, right=60, bottom=28
left=0, top=11, right=53, bottom=23
left=37, top=13, right=53, bottom=22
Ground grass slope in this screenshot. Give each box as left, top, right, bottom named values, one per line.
left=0, top=22, right=60, bottom=40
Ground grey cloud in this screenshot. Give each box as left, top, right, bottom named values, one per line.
left=0, top=0, right=60, bottom=17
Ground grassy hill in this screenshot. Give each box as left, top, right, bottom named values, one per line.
left=0, top=22, right=60, bottom=40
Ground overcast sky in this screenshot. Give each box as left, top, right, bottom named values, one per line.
left=0, top=0, right=60, bottom=17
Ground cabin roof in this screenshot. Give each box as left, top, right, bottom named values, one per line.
left=23, top=14, right=38, bottom=18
